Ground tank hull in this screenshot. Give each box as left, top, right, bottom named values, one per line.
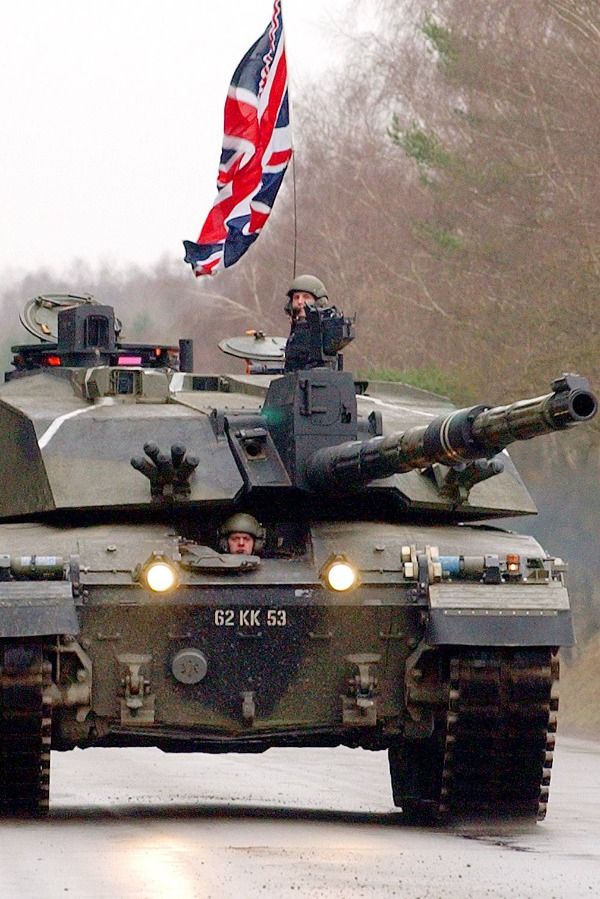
left=0, top=519, right=565, bottom=821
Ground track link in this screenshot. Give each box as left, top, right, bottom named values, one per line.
left=0, top=639, right=52, bottom=816
left=440, top=648, right=558, bottom=821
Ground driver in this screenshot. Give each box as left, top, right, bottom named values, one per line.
left=218, top=513, right=264, bottom=556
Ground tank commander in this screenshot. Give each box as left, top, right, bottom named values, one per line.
left=284, top=274, right=329, bottom=373
left=218, top=513, right=264, bottom=556
left=284, top=274, right=329, bottom=324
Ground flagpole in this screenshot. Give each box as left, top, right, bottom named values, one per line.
left=282, top=0, right=298, bottom=279
left=291, top=146, right=298, bottom=279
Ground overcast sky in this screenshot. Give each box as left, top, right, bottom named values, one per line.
left=0, top=0, right=351, bottom=276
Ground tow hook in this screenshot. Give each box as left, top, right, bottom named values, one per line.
left=342, top=653, right=380, bottom=726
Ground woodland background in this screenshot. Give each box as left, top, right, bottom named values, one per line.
left=1, top=1, right=598, bottom=729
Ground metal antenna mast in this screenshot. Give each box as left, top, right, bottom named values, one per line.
left=281, top=0, right=298, bottom=278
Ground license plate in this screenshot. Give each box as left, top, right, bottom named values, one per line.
left=213, top=609, right=287, bottom=628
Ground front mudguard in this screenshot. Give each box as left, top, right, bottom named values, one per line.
left=425, top=582, right=574, bottom=647
left=0, top=582, right=79, bottom=638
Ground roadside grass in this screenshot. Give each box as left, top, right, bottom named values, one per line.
left=559, top=637, right=600, bottom=738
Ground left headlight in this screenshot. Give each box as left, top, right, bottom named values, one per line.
left=139, top=555, right=180, bottom=593
left=321, top=555, right=359, bottom=592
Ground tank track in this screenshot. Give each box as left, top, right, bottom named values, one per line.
left=0, top=639, right=52, bottom=816
left=439, top=648, right=558, bottom=821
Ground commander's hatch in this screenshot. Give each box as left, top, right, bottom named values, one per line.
left=219, top=331, right=286, bottom=374
left=20, top=294, right=121, bottom=342
left=9, top=294, right=178, bottom=378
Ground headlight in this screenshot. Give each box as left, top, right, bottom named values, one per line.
left=139, top=555, right=179, bottom=593
left=146, top=561, right=178, bottom=592
left=322, top=555, right=359, bottom=592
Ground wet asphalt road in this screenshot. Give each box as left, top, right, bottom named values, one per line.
left=0, top=736, right=598, bottom=898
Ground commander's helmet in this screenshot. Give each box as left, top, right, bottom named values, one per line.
left=284, top=274, right=329, bottom=316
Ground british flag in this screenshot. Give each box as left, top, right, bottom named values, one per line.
left=183, top=1, right=292, bottom=276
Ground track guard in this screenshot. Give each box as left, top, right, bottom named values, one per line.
left=0, top=582, right=78, bottom=638
left=426, top=582, right=574, bottom=646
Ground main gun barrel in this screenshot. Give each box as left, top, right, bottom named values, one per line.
left=305, top=374, right=597, bottom=490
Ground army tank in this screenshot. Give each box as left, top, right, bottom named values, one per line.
left=0, top=294, right=596, bottom=821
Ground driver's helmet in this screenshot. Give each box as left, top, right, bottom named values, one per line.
left=217, top=512, right=265, bottom=553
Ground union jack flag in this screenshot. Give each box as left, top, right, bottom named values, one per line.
left=184, top=1, right=292, bottom=276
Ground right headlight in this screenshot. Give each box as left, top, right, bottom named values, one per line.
left=321, top=555, right=359, bottom=592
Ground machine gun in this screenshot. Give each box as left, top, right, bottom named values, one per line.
left=284, top=303, right=355, bottom=372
